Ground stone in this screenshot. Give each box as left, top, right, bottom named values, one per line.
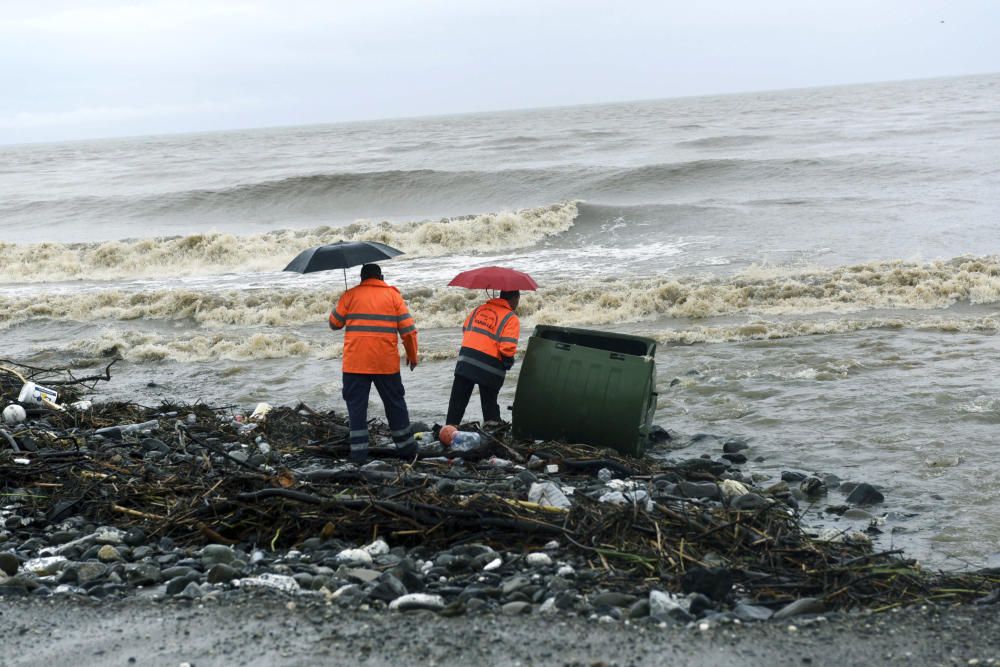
left=344, top=568, right=381, bottom=584
left=97, top=545, right=122, bottom=562
left=502, top=574, right=530, bottom=596
left=166, top=573, right=201, bottom=596
left=362, top=539, right=390, bottom=557
left=772, top=597, right=826, bottom=620
left=201, top=544, right=235, bottom=565
left=675, top=481, right=721, bottom=500
left=733, top=603, right=774, bottom=621
left=846, top=483, right=884, bottom=506
left=87, top=528, right=122, bottom=545
left=800, top=477, right=827, bottom=497
left=719, top=479, right=750, bottom=499
left=628, top=599, right=651, bottom=618
left=591, top=591, right=637, bottom=608
left=123, top=528, right=146, bottom=547
left=501, top=601, right=532, bottom=615
left=781, top=471, right=807, bottom=482
left=731, top=493, right=771, bottom=510
left=125, top=562, right=161, bottom=587
left=162, top=566, right=196, bottom=580
left=292, top=573, right=314, bottom=589
left=176, top=581, right=203, bottom=599
left=74, top=562, right=109, bottom=584
left=722, top=439, right=749, bottom=453
left=47, top=531, right=80, bottom=545
left=206, top=564, right=239, bottom=584
left=369, top=573, right=408, bottom=602
left=131, top=546, right=154, bottom=560
left=0, top=552, right=18, bottom=576
left=389, top=593, right=444, bottom=612
left=0, top=579, right=31, bottom=597
left=688, top=593, right=714, bottom=617
left=650, top=590, right=693, bottom=623
left=335, top=548, right=373, bottom=567
left=721, top=453, right=747, bottom=464
left=525, top=553, right=552, bottom=567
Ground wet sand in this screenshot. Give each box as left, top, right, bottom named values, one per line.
left=3, top=591, right=997, bottom=666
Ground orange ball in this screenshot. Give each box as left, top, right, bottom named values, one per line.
left=439, top=424, right=457, bottom=445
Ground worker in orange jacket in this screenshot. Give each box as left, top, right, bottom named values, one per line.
left=446, top=290, right=520, bottom=426
left=330, top=263, right=418, bottom=463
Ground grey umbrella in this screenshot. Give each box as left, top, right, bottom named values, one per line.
left=284, top=240, right=404, bottom=288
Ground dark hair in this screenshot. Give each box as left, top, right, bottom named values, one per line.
left=499, top=290, right=520, bottom=301
left=360, top=264, right=382, bottom=280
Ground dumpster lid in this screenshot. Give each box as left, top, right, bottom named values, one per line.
left=531, top=325, right=656, bottom=357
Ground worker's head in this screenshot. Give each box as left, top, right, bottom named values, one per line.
left=500, top=290, right=520, bottom=310
left=360, top=263, right=383, bottom=281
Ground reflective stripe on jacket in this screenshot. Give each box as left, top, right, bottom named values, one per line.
left=455, top=298, right=519, bottom=386
left=329, top=279, right=418, bottom=374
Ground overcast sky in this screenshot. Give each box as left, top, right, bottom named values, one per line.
left=1, top=0, right=997, bottom=144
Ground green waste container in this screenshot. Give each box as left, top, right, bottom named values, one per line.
left=512, top=325, right=658, bottom=456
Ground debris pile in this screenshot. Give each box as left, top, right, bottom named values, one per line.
left=1, top=361, right=998, bottom=620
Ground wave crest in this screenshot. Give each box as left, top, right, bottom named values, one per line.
left=6, top=257, right=1000, bottom=332
left=0, top=202, right=578, bottom=283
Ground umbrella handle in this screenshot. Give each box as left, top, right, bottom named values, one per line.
left=343, top=268, right=348, bottom=290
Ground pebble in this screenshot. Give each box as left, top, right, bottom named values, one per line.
left=201, top=544, right=235, bottom=566
left=502, top=601, right=533, bottom=615
left=206, top=564, right=239, bottom=584
left=525, top=553, right=552, bottom=567
left=773, top=597, right=826, bottom=620
left=389, top=593, right=445, bottom=612
left=591, top=591, right=638, bottom=608
left=97, top=545, right=122, bottom=562
left=336, top=549, right=373, bottom=567
left=0, top=552, right=18, bottom=576
left=846, top=483, right=885, bottom=506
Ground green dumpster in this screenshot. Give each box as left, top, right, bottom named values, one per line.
left=511, top=325, right=658, bottom=456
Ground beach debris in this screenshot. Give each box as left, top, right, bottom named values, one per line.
left=0, top=358, right=996, bottom=619
left=2, top=404, right=26, bottom=424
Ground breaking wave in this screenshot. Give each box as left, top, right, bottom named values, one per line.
left=0, top=202, right=578, bottom=283
left=5, top=256, right=1000, bottom=331
left=45, top=313, right=1000, bottom=364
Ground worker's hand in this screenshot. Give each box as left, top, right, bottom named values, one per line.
left=409, top=359, right=418, bottom=371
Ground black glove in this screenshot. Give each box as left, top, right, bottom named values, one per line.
left=500, top=354, right=515, bottom=371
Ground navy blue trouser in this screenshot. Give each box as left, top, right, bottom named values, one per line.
left=342, top=372, right=414, bottom=458
left=446, top=373, right=502, bottom=425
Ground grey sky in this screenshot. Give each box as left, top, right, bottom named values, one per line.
left=1, top=0, right=997, bottom=144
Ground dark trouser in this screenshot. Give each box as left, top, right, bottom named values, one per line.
left=342, top=372, right=414, bottom=459
left=446, top=373, right=502, bottom=425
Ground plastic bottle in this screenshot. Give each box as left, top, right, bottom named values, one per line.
left=450, top=432, right=481, bottom=451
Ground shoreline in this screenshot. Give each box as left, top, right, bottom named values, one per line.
left=3, top=591, right=998, bottom=667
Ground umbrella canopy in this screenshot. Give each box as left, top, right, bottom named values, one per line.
left=284, top=240, right=404, bottom=288
left=448, top=266, right=538, bottom=291
left=284, top=240, right=403, bottom=273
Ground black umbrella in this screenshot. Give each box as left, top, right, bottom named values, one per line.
left=284, top=240, right=404, bottom=288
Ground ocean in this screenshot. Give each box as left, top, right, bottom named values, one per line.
left=2, top=73, right=999, bottom=569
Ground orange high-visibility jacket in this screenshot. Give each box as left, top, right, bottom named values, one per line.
left=455, top=298, right=520, bottom=384
left=329, top=279, right=418, bottom=374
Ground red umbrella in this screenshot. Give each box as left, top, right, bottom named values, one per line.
left=448, top=266, right=538, bottom=291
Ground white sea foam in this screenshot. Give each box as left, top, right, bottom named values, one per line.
left=0, top=202, right=578, bottom=284
left=6, top=257, right=1000, bottom=333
